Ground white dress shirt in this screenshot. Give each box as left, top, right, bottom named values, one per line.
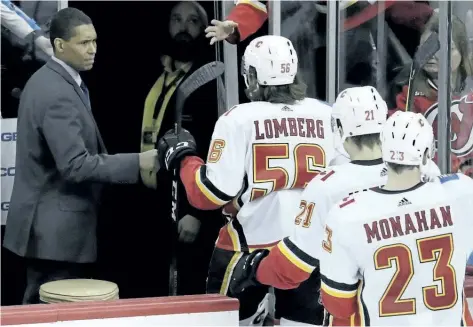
left=51, top=56, right=82, bottom=87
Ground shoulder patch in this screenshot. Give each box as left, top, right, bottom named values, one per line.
left=320, top=170, right=335, bottom=182
left=438, top=173, right=459, bottom=184
left=339, top=196, right=355, bottom=208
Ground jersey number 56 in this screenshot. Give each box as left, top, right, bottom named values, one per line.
left=250, top=143, right=326, bottom=201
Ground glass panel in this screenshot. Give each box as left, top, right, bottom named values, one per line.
left=450, top=1, right=473, bottom=176
left=281, top=0, right=429, bottom=103
left=1, top=0, right=58, bottom=118
left=338, top=2, right=375, bottom=95
left=220, top=0, right=240, bottom=110
left=269, top=0, right=281, bottom=36
left=332, top=1, right=468, bottom=175
left=280, top=1, right=325, bottom=99
left=19, top=1, right=58, bottom=27
left=213, top=0, right=227, bottom=114
left=57, top=0, right=68, bottom=10
left=336, top=0, right=427, bottom=107
left=414, top=1, right=473, bottom=175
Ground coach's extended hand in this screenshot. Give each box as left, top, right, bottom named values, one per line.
left=157, top=129, right=198, bottom=171
left=228, top=249, right=269, bottom=295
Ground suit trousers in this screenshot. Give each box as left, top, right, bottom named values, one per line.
left=23, top=258, right=93, bottom=304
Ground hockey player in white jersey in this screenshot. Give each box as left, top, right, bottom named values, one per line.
left=316, top=111, right=473, bottom=326
left=157, top=35, right=340, bottom=325
left=224, top=88, right=443, bottom=321
left=221, top=85, right=387, bottom=324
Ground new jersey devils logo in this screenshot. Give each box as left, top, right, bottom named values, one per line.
left=424, top=94, right=473, bottom=158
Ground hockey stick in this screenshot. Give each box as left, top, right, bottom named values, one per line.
left=174, top=61, right=226, bottom=134
left=405, top=32, right=440, bottom=111
left=169, top=61, right=225, bottom=296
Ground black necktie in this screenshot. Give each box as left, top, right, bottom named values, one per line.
left=80, top=81, right=90, bottom=107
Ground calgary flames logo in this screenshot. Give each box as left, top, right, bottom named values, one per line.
left=424, top=94, right=473, bottom=158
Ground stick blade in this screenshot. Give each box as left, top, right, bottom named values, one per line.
left=175, top=61, right=225, bottom=133
left=413, top=32, right=440, bottom=69
left=178, top=61, right=225, bottom=99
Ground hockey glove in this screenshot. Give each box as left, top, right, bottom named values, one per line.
left=157, top=129, right=198, bottom=171
left=228, top=249, right=269, bottom=296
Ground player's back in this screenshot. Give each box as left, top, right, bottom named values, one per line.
left=305, top=159, right=387, bottom=224
left=332, top=174, right=473, bottom=326
left=295, top=159, right=387, bottom=259
left=228, top=98, right=336, bottom=248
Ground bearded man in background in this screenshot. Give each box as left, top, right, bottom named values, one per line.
left=139, top=1, right=223, bottom=296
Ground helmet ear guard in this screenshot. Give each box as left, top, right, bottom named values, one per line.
left=241, top=56, right=249, bottom=87
left=243, top=66, right=262, bottom=101
left=381, top=111, right=435, bottom=168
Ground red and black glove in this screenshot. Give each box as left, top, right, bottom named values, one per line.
left=228, top=249, right=269, bottom=296
left=157, top=129, right=197, bottom=171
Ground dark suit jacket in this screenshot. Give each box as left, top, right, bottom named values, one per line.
left=3, top=59, right=140, bottom=263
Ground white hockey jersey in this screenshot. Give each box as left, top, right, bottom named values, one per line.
left=319, top=173, right=473, bottom=326
left=254, top=159, right=386, bottom=291
left=179, top=98, right=340, bottom=251
left=291, top=159, right=387, bottom=259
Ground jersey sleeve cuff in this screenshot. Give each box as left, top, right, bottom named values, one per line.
left=321, top=274, right=358, bottom=299
left=255, top=237, right=318, bottom=290
left=195, top=164, right=233, bottom=205
left=279, top=237, right=318, bottom=274
left=321, top=274, right=359, bottom=319
left=180, top=156, right=234, bottom=210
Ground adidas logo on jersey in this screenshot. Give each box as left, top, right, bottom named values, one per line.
left=380, top=168, right=387, bottom=177
left=281, top=105, right=292, bottom=111
left=398, top=197, right=412, bottom=207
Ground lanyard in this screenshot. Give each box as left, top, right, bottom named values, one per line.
left=152, top=70, right=187, bottom=122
